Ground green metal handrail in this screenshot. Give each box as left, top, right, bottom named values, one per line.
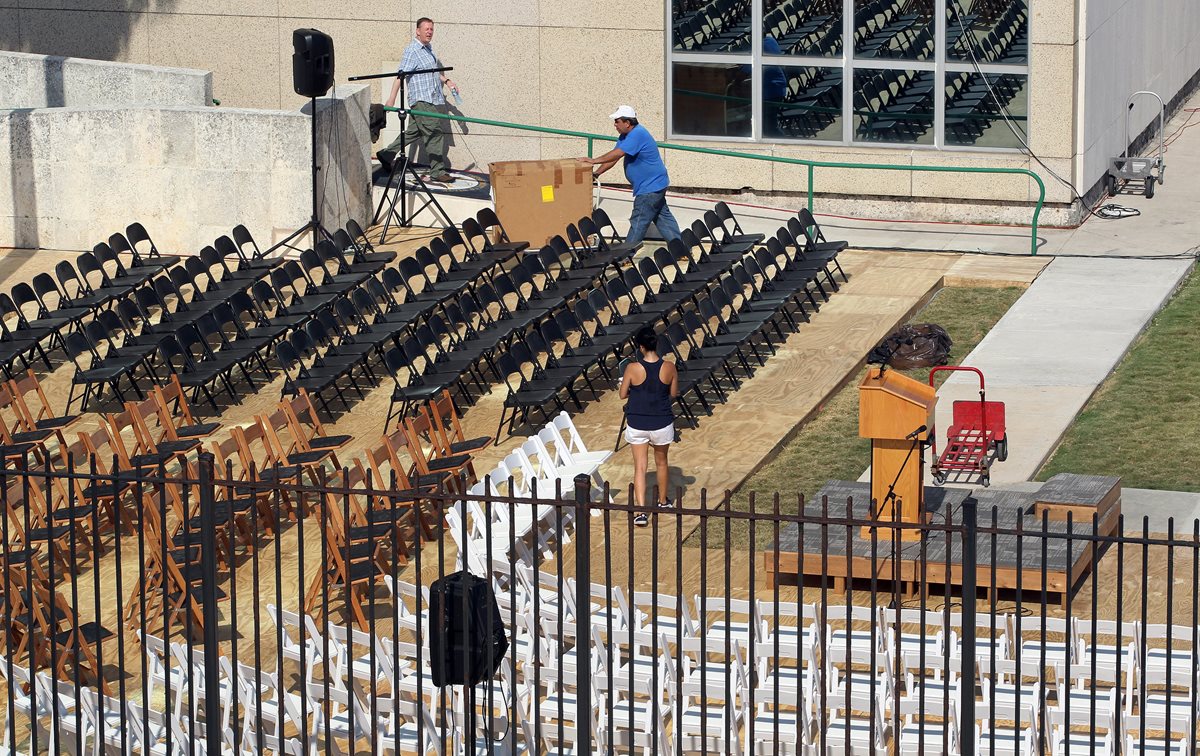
left=386, top=106, right=1045, bottom=255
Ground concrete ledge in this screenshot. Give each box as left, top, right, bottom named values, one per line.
left=0, top=50, right=212, bottom=109
left=0, top=53, right=371, bottom=254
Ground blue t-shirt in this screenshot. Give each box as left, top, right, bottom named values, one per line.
left=617, top=124, right=670, bottom=196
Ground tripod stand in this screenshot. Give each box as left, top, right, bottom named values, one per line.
left=348, top=66, right=454, bottom=243
left=276, top=93, right=336, bottom=253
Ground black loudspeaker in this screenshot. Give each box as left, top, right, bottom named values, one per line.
left=428, top=571, right=509, bottom=687
left=292, top=28, right=335, bottom=98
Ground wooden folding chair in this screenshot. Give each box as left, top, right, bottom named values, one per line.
left=7, top=369, right=81, bottom=445
left=404, top=412, right=474, bottom=490
left=429, top=388, right=492, bottom=456
left=155, top=374, right=221, bottom=440
left=303, top=478, right=387, bottom=632
left=0, top=383, right=54, bottom=465
left=364, top=433, right=439, bottom=539
left=125, top=394, right=205, bottom=465
left=74, top=423, right=158, bottom=533
left=123, top=495, right=216, bottom=644
left=27, top=577, right=114, bottom=694
left=345, top=458, right=420, bottom=562
left=15, top=467, right=100, bottom=571
left=259, top=407, right=340, bottom=474
left=281, top=389, right=353, bottom=462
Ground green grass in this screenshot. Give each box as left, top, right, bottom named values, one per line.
left=1038, top=266, right=1200, bottom=491
left=704, top=285, right=1024, bottom=546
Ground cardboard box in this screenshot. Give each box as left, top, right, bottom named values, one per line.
left=488, top=159, right=594, bottom=247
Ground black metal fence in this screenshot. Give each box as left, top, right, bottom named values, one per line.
left=1, top=455, right=1199, bottom=755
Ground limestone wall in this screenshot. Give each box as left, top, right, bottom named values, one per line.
left=0, top=49, right=212, bottom=109
left=0, top=51, right=371, bottom=254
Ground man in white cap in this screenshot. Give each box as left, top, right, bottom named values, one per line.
left=578, top=106, right=681, bottom=246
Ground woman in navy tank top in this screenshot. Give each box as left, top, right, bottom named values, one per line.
left=619, top=326, right=679, bottom=527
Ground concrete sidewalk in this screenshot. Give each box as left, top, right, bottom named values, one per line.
left=931, top=256, right=1192, bottom=486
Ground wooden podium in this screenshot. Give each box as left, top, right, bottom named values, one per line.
left=859, top=368, right=937, bottom=540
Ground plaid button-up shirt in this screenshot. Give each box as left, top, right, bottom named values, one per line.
left=400, top=38, right=445, bottom=107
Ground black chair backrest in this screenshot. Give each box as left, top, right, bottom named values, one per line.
left=345, top=219, right=369, bottom=246
left=214, top=235, right=242, bottom=265
left=460, top=217, right=489, bottom=252
left=703, top=210, right=728, bottom=242
left=442, top=225, right=474, bottom=259
left=126, top=222, right=158, bottom=259
left=275, top=341, right=303, bottom=376
left=185, top=256, right=213, bottom=290
left=592, top=208, right=623, bottom=242
left=414, top=246, right=442, bottom=279
left=398, top=257, right=432, bottom=293
left=306, top=318, right=333, bottom=349
left=77, top=252, right=110, bottom=286
left=289, top=328, right=314, bottom=358
left=12, top=283, right=41, bottom=318
left=638, top=257, right=665, bottom=287
left=93, top=242, right=127, bottom=278
left=540, top=318, right=569, bottom=348
left=379, top=267, right=410, bottom=300
left=575, top=298, right=602, bottom=329
left=788, top=215, right=815, bottom=246
left=116, top=298, right=145, bottom=333
left=97, top=308, right=124, bottom=337
left=331, top=228, right=355, bottom=254
left=351, top=288, right=379, bottom=320
left=382, top=346, right=406, bottom=377
left=298, top=249, right=327, bottom=286
left=494, top=352, right=520, bottom=384
left=316, top=239, right=347, bottom=274
left=63, top=330, right=94, bottom=364
left=429, top=238, right=456, bottom=270
left=232, top=224, right=262, bottom=259
left=84, top=319, right=111, bottom=352
left=714, top=201, right=742, bottom=234
left=577, top=217, right=606, bottom=251
left=55, top=261, right=86, bottom=300
left=476, top=207, right=511, bottom=242
left=108, top=233, right=135, bottom=260
left=318, top=307, right=347, bottom=339
left=169, top=266, right=197, bottom=301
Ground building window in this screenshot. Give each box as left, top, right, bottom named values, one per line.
left=667, top=0, right=1030, bottom=149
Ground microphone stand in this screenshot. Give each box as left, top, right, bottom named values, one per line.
left=879, top=429, right=925, bottom=521
left=349, top=66, right=454, bottom=241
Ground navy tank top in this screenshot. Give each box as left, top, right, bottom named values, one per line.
left=626, top=358, right=674, bottom=431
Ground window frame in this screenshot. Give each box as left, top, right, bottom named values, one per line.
left=665, top=0, right=1031, bottom=151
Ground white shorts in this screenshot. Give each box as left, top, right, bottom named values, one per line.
left=624, top=423, right=674, bottom=446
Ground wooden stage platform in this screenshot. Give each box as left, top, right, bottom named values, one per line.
left=765, top=473, right=1122, bottom=607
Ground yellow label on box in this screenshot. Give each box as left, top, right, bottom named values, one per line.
left=540, top=185, right=554, bottom=203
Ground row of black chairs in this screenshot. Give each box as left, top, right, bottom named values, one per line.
left=493, top=202, right=848, bottom=438
left=62, top=223, right=294, bottom=411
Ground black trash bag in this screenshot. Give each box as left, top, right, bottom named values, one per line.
left=369, top=103, right=388, bottom=143
left=867, top=324, right=953, bottom=370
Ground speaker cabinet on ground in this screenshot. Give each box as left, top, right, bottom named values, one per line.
left=292, top=28, right=335, bottom=98
left=428, top=571, right=509, bottom=687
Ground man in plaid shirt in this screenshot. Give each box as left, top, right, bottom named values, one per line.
left=381, top=17, right=459, bottom=183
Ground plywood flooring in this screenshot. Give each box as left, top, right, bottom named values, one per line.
left=8, top=235, right=1147, bottom=701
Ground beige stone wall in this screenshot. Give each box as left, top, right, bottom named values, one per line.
left=0, top=0, right=1102, bottom=211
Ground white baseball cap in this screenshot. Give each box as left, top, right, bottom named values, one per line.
left=609, top=105, right=637, bottom=120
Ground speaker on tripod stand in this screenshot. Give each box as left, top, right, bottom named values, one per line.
left=277, top=28, right=336, bottom=251
left=293, top=28, right=335, bottom=97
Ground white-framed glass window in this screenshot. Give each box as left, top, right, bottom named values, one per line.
left=667, top=0, right=1029, bottom=149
